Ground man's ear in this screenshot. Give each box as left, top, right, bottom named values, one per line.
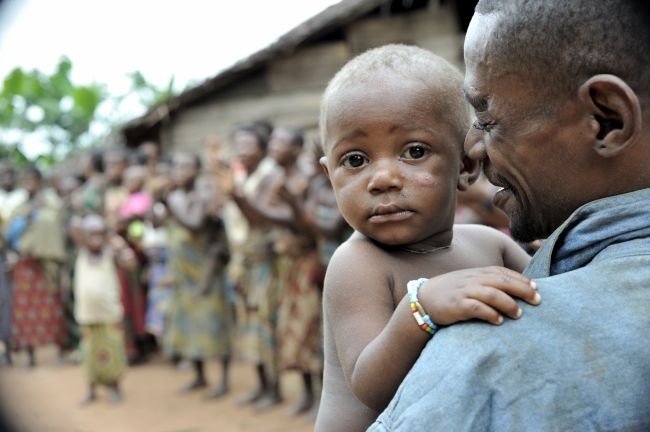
left=457, top=154, right=481, bottom=191
left=578, top=74, right=642, bottom=158
left=319, top=156, right=330, bottom=177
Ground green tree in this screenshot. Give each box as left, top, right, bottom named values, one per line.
left=0, top=59, right=182, bottom=168
left=0, top=56, right=105, bottom=166
left=127, top=71, right=175, bottom=108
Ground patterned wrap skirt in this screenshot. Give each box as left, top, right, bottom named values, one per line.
left=81, top=323, right=126, bottom=385
left=11, top=257, right=63, bottom=349
left=277, top=251, right=324, bottom=375
left=163, top=274, right=234, bottom=360
left=236, top=257, right=281, bottom=376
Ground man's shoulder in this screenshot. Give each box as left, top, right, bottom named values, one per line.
left=592, top=236, right=650, bottom=262
left=374, top=249, right=650, bottom=430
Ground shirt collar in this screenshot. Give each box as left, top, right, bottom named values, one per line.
left=525, top=188, right=650, bottom=278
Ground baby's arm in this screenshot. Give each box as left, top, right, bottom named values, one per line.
left=331, top=259, right=539, bottom=412
left=499, top=231, right=532, bottom=272
left=324, top=239, right=430, bottom=414
left=462, top=224, right=531, bottom=272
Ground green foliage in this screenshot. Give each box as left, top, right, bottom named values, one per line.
left=0, top=57, right=178, bottom=168
left=127, top=71, right=176, bottom=108
left=0, top=56, right=106, bottom=167
left=0, top=144, right=29, bottom=166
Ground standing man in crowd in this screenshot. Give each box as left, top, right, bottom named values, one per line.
left=370, top=0, right=650, bottom=430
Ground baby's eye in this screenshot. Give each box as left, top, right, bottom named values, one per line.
left=341, top=153, right=368, bottom=168
left=401, top=144, right=429, bottom=160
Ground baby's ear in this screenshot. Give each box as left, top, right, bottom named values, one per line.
left=319, top=156, right=330, bottom=177
left=457, top=154, right=481, bottom=191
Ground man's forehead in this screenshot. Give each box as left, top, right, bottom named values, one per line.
left=464, top=12, right=500, bottom=58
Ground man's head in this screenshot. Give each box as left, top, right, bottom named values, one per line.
left=268, top=126, right=304, bottom=168
left=81, top=151, right=105, bottom=179
left=231, top=125, right=268, bottom=173
left=463, top=0, right=650, bottom=242
left=103, top=148, right=128, bottom=184
left=22, top=165, right=43, bottom=197
left=123, top=165, right=147, bottom=194
left=319, top=44, right=478, bottom=247
left=0, top=163, right=16, bottom=192
left=172, top=152, right=201, bottom=189
left=139, top=141, right=160, bottom=167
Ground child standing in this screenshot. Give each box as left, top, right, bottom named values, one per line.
left=315, top=44, right=541, bottom=431
left=74, top=214, right=130, bottom=404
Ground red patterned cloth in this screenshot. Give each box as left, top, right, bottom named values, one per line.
left=12, top=257, right=63, bottom=348
left=277, top=251, right=325, bottom=375
left=118, top=267, right=146, bottom=358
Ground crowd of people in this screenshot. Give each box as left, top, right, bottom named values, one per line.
left=0, top=122, right=353, bottom=414
left=0, top=116, right=508, bottom=416
left=4, top=1, right=645, bottom=430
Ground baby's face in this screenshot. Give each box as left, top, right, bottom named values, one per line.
left=85, top=228, right=105, bottom=253
left=321, top=75, right=462, bottom=247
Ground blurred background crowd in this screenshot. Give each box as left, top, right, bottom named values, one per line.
left=0, top=117, right=514, bottom=418
left=0, top=0, right=528, bottom=429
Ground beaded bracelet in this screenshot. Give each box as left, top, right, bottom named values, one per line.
left=407, top=278, right=438, bottom=336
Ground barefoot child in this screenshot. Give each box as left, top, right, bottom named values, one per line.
left=74, top=214, right=131, bottom=404
left=315, top=44, right=541, bottom=431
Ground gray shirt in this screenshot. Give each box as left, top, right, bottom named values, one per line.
left=370, top=188, right=650, bottom=431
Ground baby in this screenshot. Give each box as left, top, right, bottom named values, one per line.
left=315, top=44, right=540, bottom=431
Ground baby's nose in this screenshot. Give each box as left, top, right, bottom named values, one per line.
left=367, top=160, right=403, bottom=194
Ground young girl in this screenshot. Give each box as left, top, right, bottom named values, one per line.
left=316, top=44, right=541, bottom=431
left=74, top=213, right=132, bottom=404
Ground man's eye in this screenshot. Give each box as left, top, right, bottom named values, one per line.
left=472, top=120, right=492, bottom=132
left=401, top=145, right=428, bottom=160
left=342, top=153, right=367, bottom=168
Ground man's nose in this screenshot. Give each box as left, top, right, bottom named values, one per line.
left=367, top=159, right=403, bottom=194
left=464, top=128, right=487, bottom=161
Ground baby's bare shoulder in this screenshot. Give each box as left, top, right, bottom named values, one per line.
left=329, top=232, right=392, bottom=270
left=324, top=232, right=394, bottom=300
left=454, top=223, right=510, bottom=244
left=451, top=224, right=512, bottom=262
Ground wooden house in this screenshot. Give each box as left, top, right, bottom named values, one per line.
left=121, top=0, right=478, bottom=155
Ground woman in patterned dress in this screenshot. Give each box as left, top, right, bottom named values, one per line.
left=164, top=152, right=233, bottom=398
left=6, top=166, right=66, bottom=367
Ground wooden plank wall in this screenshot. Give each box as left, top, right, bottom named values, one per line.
left=159, top=1, right=464, bottom=157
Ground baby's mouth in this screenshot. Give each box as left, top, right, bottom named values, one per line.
left=369, top=204, right=414, bottom=223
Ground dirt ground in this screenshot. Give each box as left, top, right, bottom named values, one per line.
left=0, top=346, right=317, bottom=432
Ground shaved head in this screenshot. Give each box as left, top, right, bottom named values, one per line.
left=474, top=0, right=650, bottom=102
left=82, top=213, right=106, bottom=233
left=320, top=44, right=470, bottom=148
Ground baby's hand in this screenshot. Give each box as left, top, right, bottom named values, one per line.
left=419, top=266, right=540, bottom=326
